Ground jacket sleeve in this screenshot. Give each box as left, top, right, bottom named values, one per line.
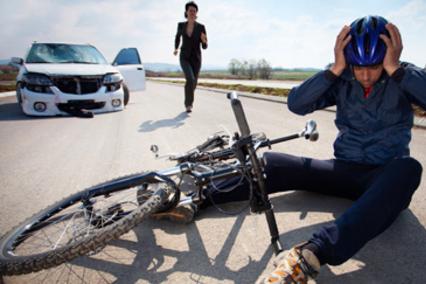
left=394, top=62, right=426, bottom=110
left=287, top=70, right=337, bottom=115
left=201, top=25, right=208, bottom=49
left=174, top=23, right=181, bottom=50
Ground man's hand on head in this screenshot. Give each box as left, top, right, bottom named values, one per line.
left=330, top=25, right=352, bottom=77
left=380, top=23, right=403, bottom=76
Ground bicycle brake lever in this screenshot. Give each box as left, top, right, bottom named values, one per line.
left=149, top=145, right=184, bottom=161
left=150, top=144, right=159, bottom=158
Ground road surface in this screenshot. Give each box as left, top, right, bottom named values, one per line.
left=0, top=81, right=425, bottom=283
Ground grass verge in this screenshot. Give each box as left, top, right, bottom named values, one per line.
left=0, top=84, right=15, bottom=92
left=164, top=80, right=291, bottom=97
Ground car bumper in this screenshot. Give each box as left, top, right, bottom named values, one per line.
left=19, top=86, right=124, bottom=116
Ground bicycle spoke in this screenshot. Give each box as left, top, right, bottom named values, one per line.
left=8, top=188, right=143, bottom=258
left=0, top=172, right=172, bottom=276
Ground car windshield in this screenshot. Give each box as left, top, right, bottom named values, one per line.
left=25, top=43, right=108, bottom=64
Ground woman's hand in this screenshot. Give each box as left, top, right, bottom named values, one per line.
left=173, top=49, right=178, bottom=56
left=379, top=23, right=403, bottom=76
left=201, top=32, right=208, bottom=44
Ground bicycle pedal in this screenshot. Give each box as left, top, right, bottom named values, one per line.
left=250, top=208, right=264, bottom=214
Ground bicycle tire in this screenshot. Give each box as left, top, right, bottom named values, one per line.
left=0, top=171, right=176, bottom=276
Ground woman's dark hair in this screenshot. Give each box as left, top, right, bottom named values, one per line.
left=184, top=1, right=198, bottom=18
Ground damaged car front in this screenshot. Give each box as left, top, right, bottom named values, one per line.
left=14, top=43, right=126, bottom=116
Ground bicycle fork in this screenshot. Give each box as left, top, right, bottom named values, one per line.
left=248, top=147, right=283, bottom=255
left=228, top=92, right=283, bottom=255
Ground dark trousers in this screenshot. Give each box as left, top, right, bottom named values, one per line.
left=180, top=56, right=201, bottom=107
left=204, top=152, right=423, bottom=265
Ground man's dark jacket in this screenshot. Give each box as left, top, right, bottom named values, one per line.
left=288, top=63, right=426, bottom=165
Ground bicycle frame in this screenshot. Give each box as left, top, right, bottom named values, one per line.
left=148, top=91, right=318, bottom=256
left=0, top=91, right=320, bottom=277
left=228, top=91, right=283, bottom=254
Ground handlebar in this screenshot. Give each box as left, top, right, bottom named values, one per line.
left=160, top=91, right=318, bottom=256
left=227, top=91, right=319, bottom=148
left=170, top=123, right=318, bottom=163
left=154, top=91, right=319, bottom=163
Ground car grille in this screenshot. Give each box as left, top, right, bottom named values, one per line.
left=51, top=76, right=103, bottom=94
left=57, top=100, right=106, bottom=111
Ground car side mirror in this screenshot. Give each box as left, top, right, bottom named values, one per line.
left=11, top=57, right=24, bottom=65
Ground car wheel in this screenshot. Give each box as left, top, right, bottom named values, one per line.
left=16, top=82, right=27, bottom=114
left=16, top=82, right=23, bottom=105
left=123, top=83, right=130, bottom=106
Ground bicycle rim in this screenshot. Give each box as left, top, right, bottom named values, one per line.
left=0, top=172, right=176, bottom=276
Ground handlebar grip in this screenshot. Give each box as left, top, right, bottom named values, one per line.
left=302, top=120, right=319, bottom=142
left=227, top=91, right=238, bottom=100
left=228, top=92, right=251, bottom=136
left=307, top=131, right=319, bottom=141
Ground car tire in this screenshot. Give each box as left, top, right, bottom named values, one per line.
left=123, top=83, right=129, bottom=106
left=16, top=82, right=23, bottom=105
left=15, top=82, right=26, bottom=114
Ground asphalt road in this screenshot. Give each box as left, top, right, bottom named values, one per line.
left=0, top=81, right=425, bottom=283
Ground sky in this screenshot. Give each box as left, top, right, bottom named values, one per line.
left=0, top=0, right=425, bottom=69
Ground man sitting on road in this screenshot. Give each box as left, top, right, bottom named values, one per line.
left=259, top=15, right=426, bottom=283
left=154, top=15, right=426, bottom=283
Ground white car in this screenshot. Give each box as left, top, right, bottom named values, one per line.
left=12, top=43, right=145, bottom=116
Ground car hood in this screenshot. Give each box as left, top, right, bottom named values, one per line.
left=24, top=63, right=118, bottom=76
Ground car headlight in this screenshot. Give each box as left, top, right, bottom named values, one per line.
left=103, top=73, right=123, bottom=85
left=103, top=73, right=123, bottom=92
left=22, top=73, right=53, bottom=94
left=23, top=73, right=53, bottom=86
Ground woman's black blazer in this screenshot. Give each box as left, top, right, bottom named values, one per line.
left=175, top=21, right=208, bottom=61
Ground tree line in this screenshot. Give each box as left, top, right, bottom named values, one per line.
left=228, top=58, right=272, bottom=79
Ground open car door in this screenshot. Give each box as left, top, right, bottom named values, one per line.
left=113, top=48, right=146, bottom=92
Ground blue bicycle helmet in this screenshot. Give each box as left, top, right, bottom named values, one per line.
left=344, top=15, right=389, bottom=66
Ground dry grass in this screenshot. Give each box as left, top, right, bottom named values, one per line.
left=0, top=72, right=17, bottom=81
left=147, top=70, right=315, bottom=81
left=0, top=71, right=17, bottom=92
left=0, top=84, right=15, bottom=92
left=168, top=80, right=290, bottom=97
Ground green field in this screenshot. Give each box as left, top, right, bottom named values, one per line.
left=270, top=71, right=318, bottom=80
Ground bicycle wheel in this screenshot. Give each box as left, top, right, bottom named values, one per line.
left=0, top=171, right=177, bottom=276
